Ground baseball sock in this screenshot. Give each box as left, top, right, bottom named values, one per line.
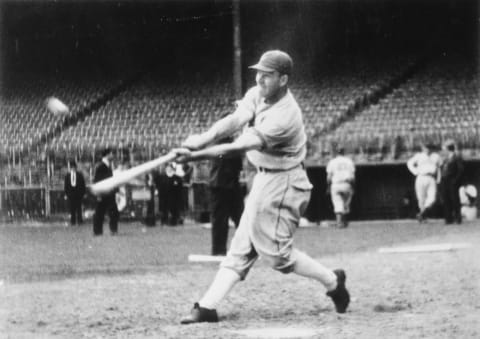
left=199, top=267, right=241, bottom=310
left=292, top=249, right=338, bottom=291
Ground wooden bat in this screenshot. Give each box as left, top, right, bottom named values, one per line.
left=90, top=152, right=177, bottom=196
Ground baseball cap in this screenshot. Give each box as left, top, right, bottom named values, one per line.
left=249, top=50, right=293, bottom=75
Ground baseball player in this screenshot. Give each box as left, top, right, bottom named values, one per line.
left=326, top=146, right=355, bottom=228
left=406, top=143, right=441, bottom=222
left=173, top=50, right=350, bottom=324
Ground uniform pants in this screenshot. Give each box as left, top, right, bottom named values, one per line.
left=330, top=182, right=353, bottom=214
left=415, top=175, right=437, bottom=211
left=221, top=167, right=312, bottom=279
left=210, top=186, right=244, bottom=255
left=93, top=196, right=119, bottom=235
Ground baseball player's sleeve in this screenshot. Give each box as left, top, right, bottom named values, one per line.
left=246, top=123, right=284, bottom=149
left=407, top=154, right=418, bottom=176
left=349, top=158, right=356, bottom=178
left=326, top=160, right=334, bottom=177
left=233, top=87, right=257, bottom=124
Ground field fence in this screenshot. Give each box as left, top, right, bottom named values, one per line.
left=0, top=183, right=212, bottom=222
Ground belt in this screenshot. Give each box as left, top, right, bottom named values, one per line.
left=420, top=173, right=436, bottom=178
left=257, top=163, right=303, bottom=173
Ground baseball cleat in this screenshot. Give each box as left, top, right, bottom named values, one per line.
left=416, top=212, right=425, bottom=223
left=326, top=269, right=350, bottom=313
left=180, top=302, right=218, bottom=324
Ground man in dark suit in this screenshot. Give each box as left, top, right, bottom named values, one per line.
left=93, top=148, right=119, bottom=235
left=440, top=140, right=464, bottom=224
left=163, top=163, right=184, bottom=226
left=64, top=160, right=86, bottom=225
left=209, top=136, right=244, bottom=255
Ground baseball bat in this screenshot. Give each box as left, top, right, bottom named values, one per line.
left=90, top=152, right=177, bottom=196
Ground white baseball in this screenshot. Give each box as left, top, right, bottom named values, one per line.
left=46, top=97, right=69, bottom=115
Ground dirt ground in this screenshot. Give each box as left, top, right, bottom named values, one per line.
left=1, top=219, right=479, bottom=338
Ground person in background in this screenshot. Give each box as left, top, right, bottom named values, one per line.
left=209, top=135, right=245, bottom=255
left=144, top=171, right=156, bottom=227
left=407, top=143, right=441, bottom=222
left=160, top=162, right=183, bottom=226
left=93, top=148, right=119, bottom=236
left=440, top=140, right=464, bottom=224
left=459, top=184, right=477, bottom=221
left=64, top=160, right=86, bottom=226
left=326, top=146, right=355, bottom=228
left=154, top=165, right=168, bottom=225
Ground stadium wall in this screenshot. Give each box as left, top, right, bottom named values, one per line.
left=1, top=161, right=480, bottom=222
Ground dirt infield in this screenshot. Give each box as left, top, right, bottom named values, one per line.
left=1, top=220, right=479, bottom=338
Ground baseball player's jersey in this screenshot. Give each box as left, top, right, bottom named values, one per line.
left=326, top=156, right=355, bottom=184
left=234, top=86, right=307, bottom=170
left=407, top=152, right=441, bottom=176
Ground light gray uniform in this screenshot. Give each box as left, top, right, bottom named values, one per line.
left=221, top=86, right=313, bottom=279
left=326, top=155, right=355, bottom=214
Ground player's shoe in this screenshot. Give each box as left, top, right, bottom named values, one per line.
left=416, top=212, right=425, bottom=223
left=180, top=302, right=218, bottom=324
left=326, top=269, right=350, bottom=313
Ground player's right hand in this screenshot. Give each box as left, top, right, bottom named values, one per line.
left=171, top=148, right=193, bottom=163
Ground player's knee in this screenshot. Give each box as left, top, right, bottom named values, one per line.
left=276, top=264, right=295, bottom=274
left=268, top=256, right=295, bottom=274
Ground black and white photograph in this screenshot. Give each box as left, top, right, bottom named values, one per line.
left=1, top=0, right=479, bottom=338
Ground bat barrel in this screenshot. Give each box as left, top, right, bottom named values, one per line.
left=90, top=152, right=176, bottom=195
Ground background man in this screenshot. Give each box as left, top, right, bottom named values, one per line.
left=173, top=50, right=350, bottom=324
left=93, top=148, right=119, bottom=236
left=440, top=140, right=464, bottom=224
left=407, top=143, right=441, bottom=222
left=326, top=146, right=355, bottom=228
left=208, top=135, right=244, bottom=256
left=64, top=160, right=86, bottom=226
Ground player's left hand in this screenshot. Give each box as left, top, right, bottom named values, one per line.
left=172, top=148, right=193, bottom=163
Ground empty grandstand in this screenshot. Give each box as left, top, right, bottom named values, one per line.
left=1, top=0, right=478, bottom=220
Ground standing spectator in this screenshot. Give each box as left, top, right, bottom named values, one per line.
left=440, top=140, right=464, bottom=224
left=407, top=143, right=441, bottom=222
left=155, top=165, right=169, bottom=225
left=159, top=163, right=183, bottom=226
left=93, top=148, right=119, bottom=236
left=144, top=172, right=156, bottom=227
left=326, top=146, right=355, bottom=228
left=64, top=160, right=86, bottom=226
left=209, top=135, right=245, bottom=255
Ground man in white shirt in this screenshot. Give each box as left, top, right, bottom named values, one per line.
left=407, top=143, right=441, bottom=222
left=326, top=147, right=355, bottom=228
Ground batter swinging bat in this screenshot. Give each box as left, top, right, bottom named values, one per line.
left=90, top=152, right=177, bottom=196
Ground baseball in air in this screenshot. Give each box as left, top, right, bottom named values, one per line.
left=46, top=97, right=69, bottom=115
